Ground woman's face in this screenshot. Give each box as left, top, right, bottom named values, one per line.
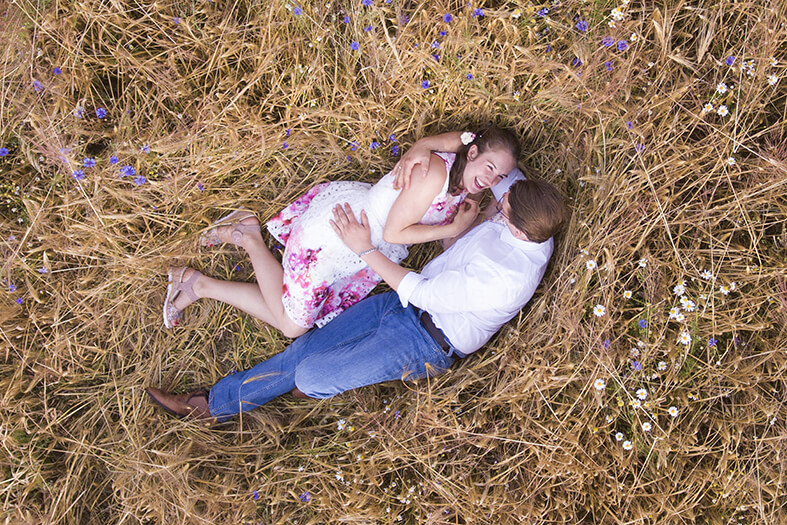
left=461, top=145, right=516, bottom=194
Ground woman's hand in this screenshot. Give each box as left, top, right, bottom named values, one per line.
left=449, top=199, right=481, bottom=236
left=330, top=203, right=374, bottom=255
left=391, top=142, right=432, bottom=190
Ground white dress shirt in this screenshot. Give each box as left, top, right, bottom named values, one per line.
left=396, top=213, right=554, bottom=356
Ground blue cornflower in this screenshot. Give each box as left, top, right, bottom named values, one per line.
left=635, top=143, right=645, bottom=153
left=282, top=142, right=289, bottom=149
left=82, top=157, right=96, bottom=168
left=443, top=13, right=452, bottom=23
left=16, top=297, right=22, bottom=304
left=285, top=128, right=291, bottom=137
left=364, top=25, right=372, bottom=32
left=74, top=106, right=84, bottom=118
left=109, top=155, right=118, bottom=164
left=472, top=8, right=483, bottom=17
left=119, top=165, right=136, bottom=177
left=617, top=40, right=628, bottom=51
left=197, top=181, right=204, bottom=191
left=9, top=284, right=17, bottom=292
left=133, top=175, right=147, bottom=185
left=96, top=107, right=107, bottom=119
left=173, top=16, right=180, bottom=24
left=292, top=6, right=302, bottom=15
left=0, top=147, right=8, bottom=157
left=399, top=14, right=410, bottom=25
left=432, top=54, right=440, bottom=61
left=391, top=144, right=400, bottom=156
left=141, top=144, right=150, bottom=153
left=72, top=169, right=85, bottom=181
left=299, top=492, right=311, bottom=503
left=233, top=265, right=240, bottom=272
left=362, top=0, right=372, bottom=6
left=431, top=40, right=440, bottom=48
left=33, top=80, right=43, bottom=92
left=53, top=67, right=62, bottom=75
left=466, top=73, right=473, bottom=80
left=602, top=339, right=611, bottom=349
left=605, top=61, right=613, bottom=71
left=708, top=337, right=717, bottom=347
left=253, top=490, right=259, bottom=500
left=725, top=56, right=735, bottom=66
left=626, top=121, right=633, bottom=129
left=343, top=15, right=350, bottom=23
left=421, top=80, right=430, bottom=89
left=536, top=8, right=548, bottom=17
left=632, top=361, right=642, bottom=371
left=638, top=319, right=648, bottom=328
left=545, top=44, right=552, bottom=52
left=39, top=267, right=49, bottom=274
left=350, top=141, right=358, bottom=151
left=575, top=20, right=588, bottom=32
left=370, top=140, right=379, bottom=149
left=602, top=36, right=614, bottom=47
left=438, top=30, right=446, bottom=36
left=350, top=41, right=360, bottom=50
left=572, top=57, right=582, bottom=67
left=389, top=134, right=396, bottom=141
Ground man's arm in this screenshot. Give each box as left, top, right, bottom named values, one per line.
left=330, top=203, right=410, bottom=290
left=391, top=132, right=463, bottom=190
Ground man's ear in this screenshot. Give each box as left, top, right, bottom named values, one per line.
left=466, top=144, right=479, bottom=161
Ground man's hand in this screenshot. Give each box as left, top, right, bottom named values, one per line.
left=391, top=141, right=432, bottom=190
left=330, top=203, right=374, bottom=255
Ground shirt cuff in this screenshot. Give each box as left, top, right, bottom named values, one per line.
left=396, top=271, right=423, bottom=307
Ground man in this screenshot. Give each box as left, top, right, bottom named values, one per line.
left=147, top=145, right=568, bottom=424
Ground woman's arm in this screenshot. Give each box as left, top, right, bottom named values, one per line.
left=330, top=204, right=409, bottom=290
left=391, top=132, right=463, bottom=190
left=383, top=153, right=479, bottom=245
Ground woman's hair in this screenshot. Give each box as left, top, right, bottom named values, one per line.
left=447, top=126, right=521, bottom=194
left=507, top=179, right=569, bottom=243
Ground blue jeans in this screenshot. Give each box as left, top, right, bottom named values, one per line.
left=208, top=292, right=455, bottom=421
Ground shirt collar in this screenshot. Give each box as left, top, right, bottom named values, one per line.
left=497, top=221, right=552, bottom=251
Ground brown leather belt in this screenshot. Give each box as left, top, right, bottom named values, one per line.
left=417, top=309, right=466, bottom=358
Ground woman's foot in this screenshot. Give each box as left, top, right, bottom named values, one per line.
left=163, top=267, right=203, bottom=328
left=199, top=209, right=261, bottom=248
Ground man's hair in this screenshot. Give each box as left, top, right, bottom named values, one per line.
left=507, top=179, right=569, bottom=243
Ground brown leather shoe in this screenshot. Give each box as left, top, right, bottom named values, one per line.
left=146, top=387, right=216, bottom=425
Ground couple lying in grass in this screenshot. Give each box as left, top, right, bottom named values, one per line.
left=148, top=127, right=568, bottom=424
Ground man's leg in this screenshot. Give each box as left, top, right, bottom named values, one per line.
left=293, top=296, right=454, bottom=399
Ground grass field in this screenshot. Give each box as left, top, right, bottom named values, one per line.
left=1, top=0, right=786, bottom=523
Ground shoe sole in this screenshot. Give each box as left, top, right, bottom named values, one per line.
left=199, top=208, right=256, bottom=247
left=162, top=267, right=184, bottom=329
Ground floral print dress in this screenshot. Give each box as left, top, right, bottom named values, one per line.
left=267, top=152, right=466, bottom=329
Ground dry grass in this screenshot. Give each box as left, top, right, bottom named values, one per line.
left=1, top=0, right=786, bottom=523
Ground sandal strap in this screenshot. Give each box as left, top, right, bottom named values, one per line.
left=179, top=269, right=201, bottom=303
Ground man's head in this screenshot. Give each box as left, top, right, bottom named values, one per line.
left=503, top=179, right=569, bottom=243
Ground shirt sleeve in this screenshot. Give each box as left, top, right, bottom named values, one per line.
left=397, top=262, right=512, bottom=314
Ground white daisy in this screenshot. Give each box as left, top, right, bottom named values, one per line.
left=657, top=361, right=667, bottom=371
left=668, top=406, right=679, bottom=417
left=594, top=378, right=607, bottom=391
left=615, top=432, right=624, bottom=441
left=716, top=82, right=728, bottom=94
left=767, top=74, right=778, bottom=86
left=673, top=281, right=686, bottom=296
left=623, top=290, right=633, bottom=299
left=642, top=422, right=652, bottom=432
left=717, top=105, right=729, bottom=117
left=669, top=307, right=681, bottom=319
left=586, top=259, right=597, bottom=270
left=638, top=257, right=648, bottom=268
left=593, top=304, right=606, bottom=317
left=702, top=102, right=714, bottom=113
left=678, top=331, right=692, bottom=345
left=681, top=297, right=696, bottom=312
left=337, top=419, right=347, bottom=430
left=605, top=414, right=614, bottom=423
left=630, top=347, right=640, bottom=358
left=726, top=157, right=736, bottom=165
left=622, top=440, right=633, bottom=450
left=700, top=269, right=712, bottom=280
left=631, top=399, right=642, bottom=409
left=720, top=285, right=731, bottom=295
left=512, top=8, right=522, bottom=18
left=636, top=388, right=648, bottom=400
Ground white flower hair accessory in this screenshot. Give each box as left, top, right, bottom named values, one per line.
left=460, top=131, right=476, bottom=145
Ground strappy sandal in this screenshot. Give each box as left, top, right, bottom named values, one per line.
left=198, top=208, right=260, bottom=247
left=146, top=387, right=215, bottom=423
left=163, top=267, right=202, bottom=328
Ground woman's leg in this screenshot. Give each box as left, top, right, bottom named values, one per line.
left=178, top=217, right=308, bottom=338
